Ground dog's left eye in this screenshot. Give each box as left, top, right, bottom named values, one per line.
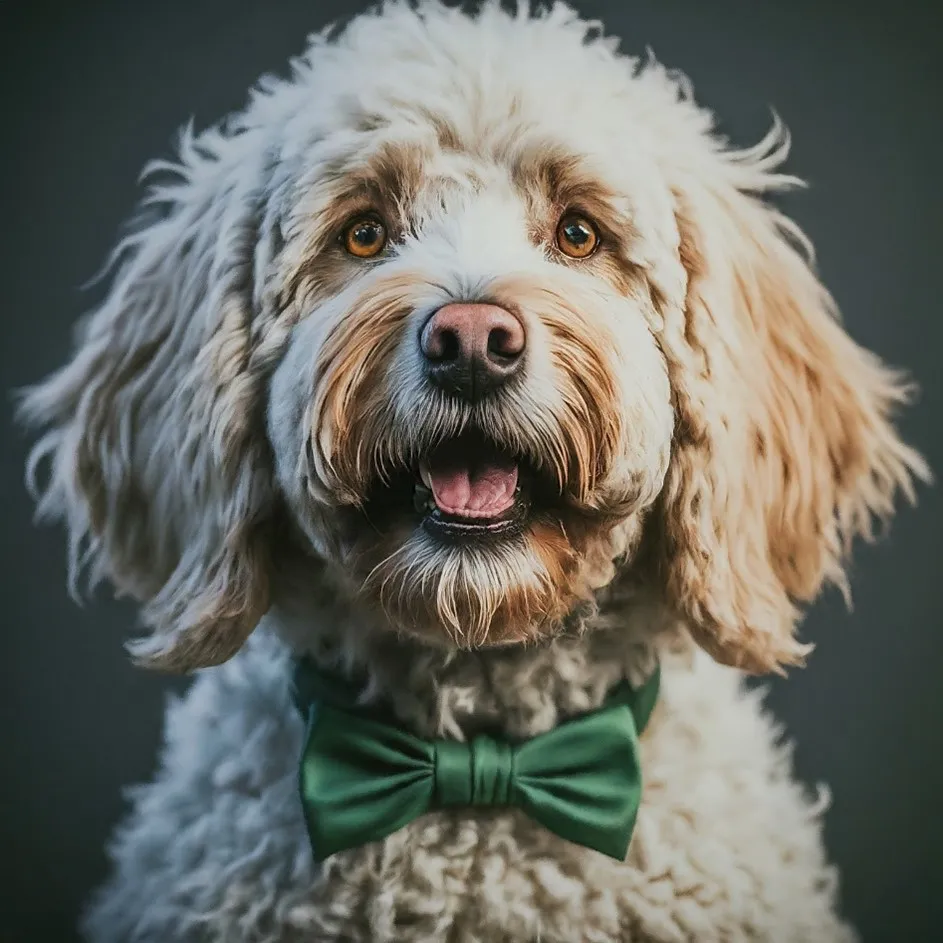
left=556, top=214, right=600, bottom=259
left=342, top=214, right=388, bottom=258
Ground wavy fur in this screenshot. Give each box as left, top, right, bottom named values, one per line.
left=19, top=2, right=928, bottom=940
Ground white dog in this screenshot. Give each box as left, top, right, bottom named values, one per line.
left=22, top=2, right=928, bottom=941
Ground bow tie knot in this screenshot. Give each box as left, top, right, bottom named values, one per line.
left=435, top=736, right=514, bottom=807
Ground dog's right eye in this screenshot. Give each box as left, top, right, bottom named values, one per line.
left=342, top=215, right=388, bottom=258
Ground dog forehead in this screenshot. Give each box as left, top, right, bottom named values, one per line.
left=288, top=5, right=660, bottom=172
left=296, top=91, right=662, bottom=230
left=271, top=5, right=686, bottom=262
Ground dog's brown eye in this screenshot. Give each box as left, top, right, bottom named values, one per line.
left=343, top=215, right=387, bottom=258
left=556, top=214, right=599, bottom=259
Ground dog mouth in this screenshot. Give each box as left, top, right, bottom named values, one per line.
left=366, top=429, right=556, bottom=542
left=415, top=433, right=528, bottom=540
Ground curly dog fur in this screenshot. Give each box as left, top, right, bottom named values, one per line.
left=20, top=2, right=928, bottom=940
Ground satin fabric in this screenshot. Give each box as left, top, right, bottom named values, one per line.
left=293, top=658, right=659, bottom=862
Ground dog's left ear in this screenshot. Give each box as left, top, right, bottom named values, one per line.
left=651, top=123, right=930, bottom=673
left=20, top=121, right=287, bottom=672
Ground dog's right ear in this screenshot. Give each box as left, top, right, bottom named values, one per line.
left=20, top=120, right=288, bottom=672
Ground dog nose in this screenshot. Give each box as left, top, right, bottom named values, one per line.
left=420, top=303, right=526, bottom=400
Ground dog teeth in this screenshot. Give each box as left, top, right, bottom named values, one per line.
left=413, top=477, right=435, bottom=514
left=418, top=462, right=432, bottom=489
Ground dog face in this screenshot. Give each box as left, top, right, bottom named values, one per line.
left=22, top=2, right=927, bottom=673
left=267, top=100, right=678, bottom=652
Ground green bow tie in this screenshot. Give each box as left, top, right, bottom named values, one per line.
left=292, top=658, right=659, bottom=862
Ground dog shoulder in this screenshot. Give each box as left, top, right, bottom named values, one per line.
left=81, top=630, right=312, bottom=943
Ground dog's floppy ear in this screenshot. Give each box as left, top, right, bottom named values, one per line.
left=20, top=122, right=286, bottom=672
left=652, top=121, right=929, bottom=673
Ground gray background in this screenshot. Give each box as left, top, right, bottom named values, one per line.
left=2, top=1, right=941, bottom=940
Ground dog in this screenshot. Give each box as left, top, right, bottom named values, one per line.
left=20, top=2, right=929, bottom=940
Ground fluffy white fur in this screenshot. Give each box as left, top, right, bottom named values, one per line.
left=20, top=2, right=929, bottom=941
left=82, top=581, right=853, bottom=943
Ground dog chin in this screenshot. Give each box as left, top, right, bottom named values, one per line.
left=354, top=530, right=584, bottom=650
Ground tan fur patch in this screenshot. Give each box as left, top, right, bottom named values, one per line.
left=283, top=142, right=428, bottom=309
left=511, top=146, right=644, bottom=298
left=650, top=184, right=928, bottom=673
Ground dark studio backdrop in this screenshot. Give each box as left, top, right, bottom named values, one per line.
left=1, top=0, right=941, bottom=940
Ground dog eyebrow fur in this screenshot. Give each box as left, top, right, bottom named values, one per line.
left=511, top=145, right=645, bottom=295
left=281, top=141, right=428, bottom=307
left=511, top=147, right=629, bottom=230
left=324, top=141, right=427, bottom=239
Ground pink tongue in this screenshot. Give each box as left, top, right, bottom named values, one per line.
left=427, top=457, right=519, bottom=519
